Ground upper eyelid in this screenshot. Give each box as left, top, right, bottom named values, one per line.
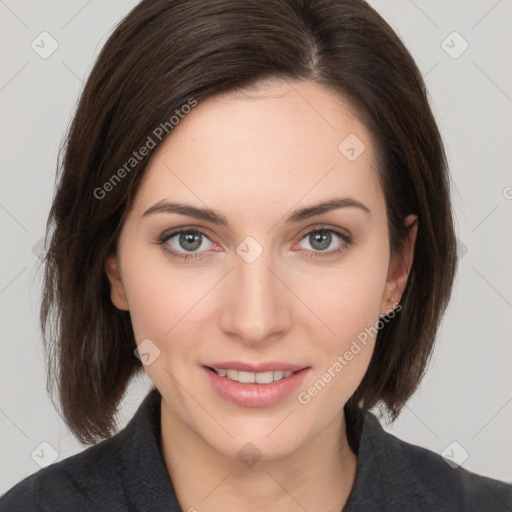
left=159, top=225, right=217, bottom=242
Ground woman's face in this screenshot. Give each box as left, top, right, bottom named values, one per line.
left=106, top=78, right=415, bottom=461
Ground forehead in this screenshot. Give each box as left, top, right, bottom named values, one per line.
left=132, top=79, right=383, bottom=222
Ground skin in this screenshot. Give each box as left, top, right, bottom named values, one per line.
left=106, top=78, right=417, bottom=512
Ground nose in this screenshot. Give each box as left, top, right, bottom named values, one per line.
left=219, top=245, right=292, bottom=346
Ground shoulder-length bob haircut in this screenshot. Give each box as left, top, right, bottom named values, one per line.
left=42, top=0, right=457, bottom=444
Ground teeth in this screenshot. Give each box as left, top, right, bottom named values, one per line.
left=226, top=369, right=238, bottom=380
left=213, top=368, right=297, bottom=383
left=256, top=371, right=274, bottom=384
left=273, top=370, right=284, bottom=380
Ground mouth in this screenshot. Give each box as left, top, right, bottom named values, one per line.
left=202, top=363, right=310, bottom=407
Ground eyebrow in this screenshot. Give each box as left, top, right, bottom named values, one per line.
left=142, top=196, right=371, bottom=227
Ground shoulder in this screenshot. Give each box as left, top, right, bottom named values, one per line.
left=0, top=388, right=172, bottom=512
left=396, top=432, right=512, bottom=510
left=0, top=430, right=129, bottom=512
left=346, top=409, right=512, bottom=511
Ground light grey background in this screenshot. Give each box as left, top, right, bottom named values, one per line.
left=1, top=0, right=511, bottom=495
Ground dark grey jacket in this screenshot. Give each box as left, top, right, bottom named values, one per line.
left=1, top=388, right=511, bottom=511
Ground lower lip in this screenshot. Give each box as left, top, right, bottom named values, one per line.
left=203, top=366, right=310, bottom=407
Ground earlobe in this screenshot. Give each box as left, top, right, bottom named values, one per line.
left=105, top=254, right=129, bottom=311
left=380, top=214, right=418, bottom=316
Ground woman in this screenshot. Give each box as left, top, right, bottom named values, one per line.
left=1, top=0, right=511, bottom=510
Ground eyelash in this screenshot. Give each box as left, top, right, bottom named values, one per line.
left=156, top=225, right=352, bottom=262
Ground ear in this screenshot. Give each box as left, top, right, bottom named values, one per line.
left=105, top=253, right=129, bottom=311
left=380, top=214, right=418, bottom=316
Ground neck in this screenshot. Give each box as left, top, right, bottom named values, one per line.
left=160, top=401, right=358, bottom=512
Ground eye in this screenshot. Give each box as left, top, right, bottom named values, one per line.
left=295, top=227, right=352, bottom=258
left=157, top=229, right=216, bottom=261
left=157, top=225, right=352, bottom=262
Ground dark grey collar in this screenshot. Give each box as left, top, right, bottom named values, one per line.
left=118, top=387, right=181, bottom=511
left=343, top=406, right=511, bottom=511
left=343, top=407, right=460, bottom=511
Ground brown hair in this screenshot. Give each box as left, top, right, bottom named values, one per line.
left=41, top=0, right=457, bottom=444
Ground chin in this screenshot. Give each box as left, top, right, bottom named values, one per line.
left=206, top=429, right=308, bottom=464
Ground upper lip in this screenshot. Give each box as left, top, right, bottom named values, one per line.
left=204, top=361, right=308, bottom=373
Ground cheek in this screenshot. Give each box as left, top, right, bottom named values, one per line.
left=298, top=241, right=389, bottom=344
left=292, top=237, right=389, bottom=397
left=119, top=247, right=188, bottom=341
left=126, top=281, right=198, bottom=346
